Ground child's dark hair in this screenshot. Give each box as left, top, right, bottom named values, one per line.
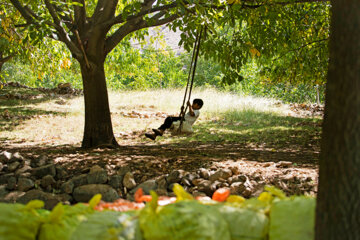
left=193, top=98, right=204, bottom=108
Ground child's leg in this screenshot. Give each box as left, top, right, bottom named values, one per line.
left=146, top=116, right=182, bottom=140
left=158, top=116, right=182, bottom=131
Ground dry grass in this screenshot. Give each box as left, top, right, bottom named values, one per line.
left=1, top=88, right=295, bottom=146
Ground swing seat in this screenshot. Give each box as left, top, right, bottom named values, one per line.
left=170, top=121, right=194, bottom=135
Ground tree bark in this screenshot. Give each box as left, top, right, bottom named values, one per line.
left=80, top=59, right=119, bottom=148
left=0, top=53, right=13, bottom=73
left=315, top=0, right=360, bottom=239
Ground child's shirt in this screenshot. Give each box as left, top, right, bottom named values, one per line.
left=184, top=110, right=200, bottom=126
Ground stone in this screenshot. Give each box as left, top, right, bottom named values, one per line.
left=8, top=162, right=21, bottom=172
left=230, top=182, right=246, bottom=195
left=57, top=193, right=72, bottom=204
left=167, top=183, right=176, bottom=192
left=229, top=175, right=247, bottom=184
left=0, top=173, right=14, bottom=184
left=192, top=178, right=204, bottom=186
left=11, top=152, right=24, bottom=163
left=70, top=174, right=87, bottom=187
left=87, top=169, right=108, bottom=184
left=0, top=185, right=9, bottom=198
left=229, top=166, right=240, bottom=175
left=263, top=162, right=274, bottom=167
left=89, top=165, right=103, bottom=173
left=123, top=172, right=136, bottom=189
left=238, top=175, right=248, bottom=182
left=166, top=170, right=185, bottom=184
left=209, top=169, right=233, bottom=182
left=126, top=193, right=134, bottom=201
left=55, top=180, right=63, bottom=189
left=6, top=176, right=17, bottom=190
left=61, top=181, right=74, bottom=194
left=2, top=164, right=8, bottom=172
left=155, top=189, right=168, bottom=196
left=31, top=155, right=48, bottom=168
left=155, top=176, right=168, bottom=190
left=181, top=178, right=192, bottom=187
left=183, top=173, right=199, bottom=182
left=192, top=191, right=208, bottom=198
left=41, top=175, right=56, bottom=188
left=44, top=185, right=53, bottom=192
left=32, top=164, right=56, bottom=178
left=15, top=164, right=32, bottom=175
left=276, top=161, right=293, bottom=168
left=1, top=191, right=25, bottom=203
left=0, top=151, right=12, bottom=163
left=220, top=182, right=230, bottom=188
left=109, top=175, right=123, bottom=189
left=17, top=189, right=61, bottom=209
left=194, top=179, right=214, bottom=196
left=130, top=180, right=157, bottom=195
left=17, top=178, right=35, bottom=191
left=19, top=172, right=32, bottom=178
left=56, top=166, right=68, bottom=180
left=117, top=166, right=131, bottom=177
left=242, top=188, right=252, bottom=198
left=73, top=184, right=119, bottom=202
left=211, top=181, right=222, bottom=190
left=0, top=162, right=3, bottom=172
left=198, top=168, right=210, bottom=179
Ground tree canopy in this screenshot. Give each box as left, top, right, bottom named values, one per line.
left=6, top=0, right=330, bottom=148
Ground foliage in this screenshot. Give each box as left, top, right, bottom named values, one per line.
left=173, top=0, right=330, bottom=87
left=0, top=0, right=28, bottom=73
left=228, top=61, right=326, bottom=103
left=0, top=186, right=315, bottom=240
left=2, top=45, right=323, bottom=103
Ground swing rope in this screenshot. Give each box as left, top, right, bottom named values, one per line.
left=178, top=26, right=205, bottom=132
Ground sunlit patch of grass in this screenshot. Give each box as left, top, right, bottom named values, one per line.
left=160, top=108, right=321, bottom=149
left=0, top=87, right=321, bottom=148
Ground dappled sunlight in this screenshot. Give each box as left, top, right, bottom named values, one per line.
left=1, top=87, right=321, bottom=152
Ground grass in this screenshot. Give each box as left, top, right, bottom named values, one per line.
left=0, top=87, right=322, bottom=150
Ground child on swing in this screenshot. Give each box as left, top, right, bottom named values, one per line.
left=145, top=98, right=204, bottom=140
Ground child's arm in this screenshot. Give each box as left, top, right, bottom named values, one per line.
left=187, top=100, right=195, bottom=116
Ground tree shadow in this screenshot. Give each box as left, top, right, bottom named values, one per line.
left=0, top=87, right=70, bottom=132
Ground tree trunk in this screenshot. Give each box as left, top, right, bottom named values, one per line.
left=80, top=59, right=119, bottom=148
left=315, top=0, right=360, bottom=239
left=0, top=53, right=13, bottom=73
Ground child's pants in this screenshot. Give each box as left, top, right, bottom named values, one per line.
left=159, top=116, right=182, bottom=130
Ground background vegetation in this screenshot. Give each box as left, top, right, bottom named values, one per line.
left=1, top=40, right=325, bottom=104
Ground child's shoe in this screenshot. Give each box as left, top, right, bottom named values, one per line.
left=152, top=129, right=163, bottom=136
left=145, top=133, right=156, bottom=140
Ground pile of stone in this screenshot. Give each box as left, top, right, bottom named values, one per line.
left=290, top=103, right=324, bottom=117
left=119, top=110, right=168, bottom=119
left=0, top=151, right=316, bottom=210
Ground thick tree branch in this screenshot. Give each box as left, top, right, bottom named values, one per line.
left=73, top=0, right=87, bottom=33
left=92, top=0, right=119, bottom=25
left=106, top=2, right=178, bottom=27
left=105, top=12, right=179, bottom=54
left=9, top=0, right=38, bottom=24
left=44, top=0, right=62, bottom=26
left=0, top=55, right=14, bottom=63
left=43, top=0, right=82, bottom=59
